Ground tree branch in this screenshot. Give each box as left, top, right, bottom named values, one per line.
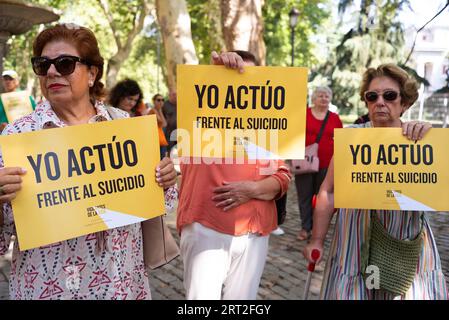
left=97, top=0, right=122, bottom=48
left=403, top=0, right=449, bottom=65
left=124, top=0, right=150, bottom=50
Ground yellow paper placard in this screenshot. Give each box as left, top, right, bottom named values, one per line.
left=0, top=91, right=34, bottom=122
left=0, top=115, right=164, bottom=250
left=334, top=128, right=449, bottom=211
left=177, top=65, right=308, bottom=160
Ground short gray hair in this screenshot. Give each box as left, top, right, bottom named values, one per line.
left=312, top=86, right=333, bottom=100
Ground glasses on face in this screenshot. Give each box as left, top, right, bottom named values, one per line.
left=155, top=98, right=164, bottom=102
left=31, top=55, right=88, bottom=76
left=364, top=90, right=400, bottom=103
left=2, top=76, right=14, bottom=81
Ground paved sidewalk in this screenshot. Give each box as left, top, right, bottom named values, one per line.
left=149, top=181, right=449, bottom=300
left=1, top=181, right=448, bottom=299
left=148, top=184, right=335, bottom=300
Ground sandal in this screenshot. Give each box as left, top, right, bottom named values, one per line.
left=297, top=229, right=310, bottom=241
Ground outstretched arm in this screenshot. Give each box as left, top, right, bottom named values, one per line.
left=303, top=157, right=336, bottom=263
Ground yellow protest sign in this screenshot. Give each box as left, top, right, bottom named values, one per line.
left=334, top=128, right=449, bottom=211
left=177, top=65, right=308, bottom=160
left=0, top=91, right=34, bottom=122
left=0, top=115, right=164, bottom=250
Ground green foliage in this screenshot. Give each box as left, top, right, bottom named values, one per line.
left=4, top=0, right=413, bottom=111
left=313, top=0, right=411, bottom=115
left=263, top=0, right=331, bottom=67
left=4, top=0, right=164, bottom=100
left=186, top=0, right=331, bottom=68
left=116, top=20, right=168, bottom=100
left=95, top=0, right=145, bottom=46
left=187, top=0, right=224, bottom=64
left=3, top=0, right=66, bottom=95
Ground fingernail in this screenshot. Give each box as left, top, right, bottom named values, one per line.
left=156, top=178, right=161, bottom=182
left=156, top=172, right=161, bottom=177
left=21, top=168, right=27, bottom=173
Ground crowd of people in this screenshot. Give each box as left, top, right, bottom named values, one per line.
left=0, top=23, right=447, bottom=300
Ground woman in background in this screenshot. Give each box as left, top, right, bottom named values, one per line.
left=108, top=78, right=147, bottom=117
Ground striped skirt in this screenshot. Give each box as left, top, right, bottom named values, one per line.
left=320, top=210, right=448, bottom=300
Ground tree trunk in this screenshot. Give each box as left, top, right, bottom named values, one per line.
left=220, top=0, right=266, bottom=65
left=98, top=0, right=151, bottom=88
left=106, top=51, right=131, bottom=89
left=0, top=32, right=9, bottom=93
left=156, top=0, right=198, bottom=92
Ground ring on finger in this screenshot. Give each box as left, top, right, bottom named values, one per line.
left=0, top=186, right=4, bottom=196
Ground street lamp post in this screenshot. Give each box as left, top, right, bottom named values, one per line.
left=156, top=28, right=161, bottom=93
left=289, top=8, right=300, bottom=67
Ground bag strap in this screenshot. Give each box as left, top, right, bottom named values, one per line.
left=315, top=110, right=330, bottom=144
left=370, top=210, right=425, bottom=234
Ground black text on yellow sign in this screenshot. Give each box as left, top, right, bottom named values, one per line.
left=0, top=115, right=164, bottom=250
left=177, top=65, right=308, bottom=160
left=334, top=128, right=449, bottom=211
left=27, top=137, right=143, bottom=209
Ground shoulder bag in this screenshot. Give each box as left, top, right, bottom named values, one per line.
left=290, top=110, right=330, bottom=175
left=361, top=211, right=424, bottom=296
left=106, top=106, right=180, bottom=269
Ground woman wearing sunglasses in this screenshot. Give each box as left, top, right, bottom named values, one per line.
left=0, top=24, right=177, bottom=300
left=147, top=94, right=168, bottom=159
left=303, top=64, right=447, bottom=299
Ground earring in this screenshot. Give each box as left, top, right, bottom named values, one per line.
left=88, top=80, right=94, bottom=87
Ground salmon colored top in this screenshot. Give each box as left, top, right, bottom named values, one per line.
left=177, top=159, right=291, bottom=236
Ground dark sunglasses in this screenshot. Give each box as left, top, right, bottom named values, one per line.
left=156, top=98, right=164, bottom=102
left=364, top=90, right=400, bottom=102
left=31, top=55, right=89, bottom=76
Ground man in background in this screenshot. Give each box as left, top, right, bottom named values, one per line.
left=0, top=70, right=36, bottom=131
left=163, top=88, right=177, bottom=153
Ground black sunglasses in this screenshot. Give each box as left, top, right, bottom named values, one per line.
left=156, top=98, right=164, bottom=102
left=31, top=55, right=89, bottom=76
left=364, top=90, right=400, bottom=102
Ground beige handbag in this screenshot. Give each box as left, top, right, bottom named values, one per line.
left=142, top=216, right=180, bottom=269
left=290, top=110, right=329, bottom=175
left=290, top=143, right=319, bottom=174
left=106, top=106, right=180, bottom=269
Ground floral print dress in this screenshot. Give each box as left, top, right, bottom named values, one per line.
left=0, top=100, right=177, bottom=299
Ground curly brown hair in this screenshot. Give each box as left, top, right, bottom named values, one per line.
left=33, top=23, right=106, bottom=101
left=107, top=78, right=143, bottom=115
left=360, top=64, right=419, bottom=109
